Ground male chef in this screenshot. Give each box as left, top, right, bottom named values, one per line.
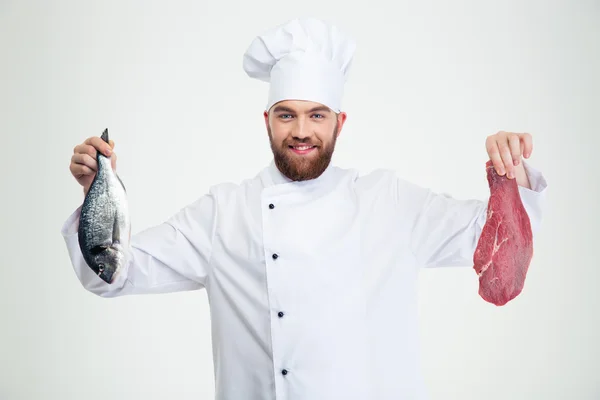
left=63, top=17, right=548, bottom=400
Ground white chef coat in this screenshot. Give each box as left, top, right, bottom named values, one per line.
left=61, top=159, right=548, bottom=400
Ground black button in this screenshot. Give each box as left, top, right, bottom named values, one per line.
left=282, top=369, right=288, bottom=375
left=278, top=311, right=284, bottom=318
left=269, top=203, right=275, bottom=209
left=272, top=253, right=278, bottom=260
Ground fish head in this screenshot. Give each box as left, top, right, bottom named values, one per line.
left=89, top=245, right=125, bottom=284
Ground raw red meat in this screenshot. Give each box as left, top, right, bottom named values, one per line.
left=473, top=160, right=534, bottom=306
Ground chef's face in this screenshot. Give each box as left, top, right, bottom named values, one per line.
left=265, top=100, right=347, bottom=181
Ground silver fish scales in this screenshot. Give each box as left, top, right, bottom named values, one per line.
left=78, top=128, right=130, bottom=284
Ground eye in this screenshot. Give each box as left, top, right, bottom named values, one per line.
left=312, top=114, right=324, bottom=119
left=279, top=114, right=293, bottom=119
left=98, top=263, right=104, bottom=272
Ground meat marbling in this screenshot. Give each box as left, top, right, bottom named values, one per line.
left=473, top=160, right=533, bottom=306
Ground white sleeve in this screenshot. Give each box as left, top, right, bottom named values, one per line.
left=60, top=193, right=217, bottom=297
left=401, top=160, right=548, bottom=268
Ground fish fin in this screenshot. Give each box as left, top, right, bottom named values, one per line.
left=101, top=128, right=109, bottom=143
left=116, top=173, right=126, bottom=193
left=112, top=215, right=121, bottom=244
left=90, top=244, right=109, bottom=255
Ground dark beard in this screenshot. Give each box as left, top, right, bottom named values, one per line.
left=268, top=121, right=338, bottom=181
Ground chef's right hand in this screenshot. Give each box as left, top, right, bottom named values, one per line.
left=70, top=136, right=116, bottom=195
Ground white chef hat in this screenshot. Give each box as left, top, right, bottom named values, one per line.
left=242, top=17, right=356, bottom=113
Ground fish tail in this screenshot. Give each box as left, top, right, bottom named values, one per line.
left=112, top=215, right=120, bottom=244
left=101, top=128, right=109, bottom=143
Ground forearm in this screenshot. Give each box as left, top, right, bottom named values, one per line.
left=406, top=159, right=547, bottom=268
left=60, top=196, right=215, bottom=297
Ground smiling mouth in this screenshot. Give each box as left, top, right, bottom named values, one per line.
left=288, top=144, right=318, bottom=155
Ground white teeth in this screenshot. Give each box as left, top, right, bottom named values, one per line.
left=294, top=146, right=312, bottom=150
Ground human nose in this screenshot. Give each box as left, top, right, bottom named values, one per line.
left=291, top=118, right=312, bottom=140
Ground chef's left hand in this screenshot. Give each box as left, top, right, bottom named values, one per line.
left=486, top=131, right=532, bottom=180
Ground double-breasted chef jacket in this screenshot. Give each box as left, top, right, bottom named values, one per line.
left=61, top=159, right=548, bottom=399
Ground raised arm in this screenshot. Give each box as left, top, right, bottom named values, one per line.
left=402, top=131, right=548, bottom=268
left=404, top=160, right=547, bottom=268
left=63, top=134, right=215, bottom=297
left=61, top=194, right=216, bottom=297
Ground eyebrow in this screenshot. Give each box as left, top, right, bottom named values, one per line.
left=272, top=105, right=332, bottom=114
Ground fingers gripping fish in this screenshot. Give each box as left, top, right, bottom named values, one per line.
left=78, top=128, right=131, bottom=284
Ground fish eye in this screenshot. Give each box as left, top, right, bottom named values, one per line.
left=98, top=264, right=104, bottom=272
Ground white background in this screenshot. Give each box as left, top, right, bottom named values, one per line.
left=1, top=0, right=599, bottom=399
